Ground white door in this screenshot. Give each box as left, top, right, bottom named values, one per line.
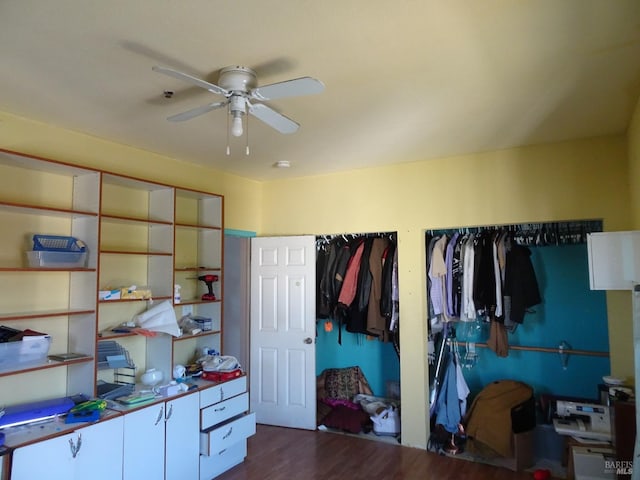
left=250, top=235, right=316, bottom=429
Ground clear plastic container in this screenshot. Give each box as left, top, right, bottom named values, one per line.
left=0, top=336, right=51, bottom=369
left=26, top=251, right=88, bottom=268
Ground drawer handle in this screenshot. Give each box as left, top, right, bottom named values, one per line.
left=218, top=449, right=227, bottom=456
left=214, top=406, right=226, bottom=412
left=223, top=427, right=233, bottom=440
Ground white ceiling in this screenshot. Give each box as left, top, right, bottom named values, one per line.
left=1, top=1, right=640, bottom=181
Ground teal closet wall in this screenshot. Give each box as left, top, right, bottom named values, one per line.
left=316, top=325, right=400, bottom=397
left=455, top=242, right=610, bottom=400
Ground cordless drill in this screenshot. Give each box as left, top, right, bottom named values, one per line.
left=197, top=274, right=218, bottom=301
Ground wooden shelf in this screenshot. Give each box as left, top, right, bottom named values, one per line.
left=0, top=309, right=95, bottom=322
left=0, top=356, right=94, bottom=378
left=174, top=330, right=221, bottom=342
left=99, top=296, right=171, bottom=304
left=175, top=222, right=222, bottom=230
left=175, top=266, right=222, bottom=272
left=174, top=299, right=222, bottom=306
left=0, top=266, right=96, bottom=272
left=100, top=250, right=173, bottom=256
left=101, top=213, right=173, bottom=226
left=0, top=200, right=98, bottom=218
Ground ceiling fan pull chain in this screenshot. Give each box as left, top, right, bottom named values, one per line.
left=226, top=104, right=231, bottom=156
left=245, top=112, right=250, bottom=155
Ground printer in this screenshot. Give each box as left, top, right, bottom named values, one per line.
left=552, top=400, right=612, bottom=442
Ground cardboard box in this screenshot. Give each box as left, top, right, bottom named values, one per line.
left=482, top=430, right=534, bottom=472
left=120, top=287, right=152, bottom=299
left=99, top=289, right=121, bottom=300
left=572, top=445, right=615, bottom=480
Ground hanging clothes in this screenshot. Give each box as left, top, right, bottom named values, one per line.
left=445, top=232, right=460, bottom=318
left=367, top=237, right=390, bottom=340
left=461, top=233, right=476, bottom=320
left=472, top=230, right=497, bottom=317
left=435, top=346, right=470, bottom=434
left=429, top=235, right=449, bottom=320
left=503, top=243, right=541, bottom=324
left=317, top=233, right=398, bottom=344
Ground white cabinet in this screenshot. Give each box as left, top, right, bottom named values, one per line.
left=199, top=376, right=255, bottom=480
left=122, top=402, right=165, bottom=480
left=11, top=415, right=124, bottom=480
left=587, top=231, right=640, bottom=290
left=122, top=392, right=199, bottom=480
left=165, top=393, right=200, bottom=480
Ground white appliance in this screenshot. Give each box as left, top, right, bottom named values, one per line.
left=553, top=401, right=612, bottom=442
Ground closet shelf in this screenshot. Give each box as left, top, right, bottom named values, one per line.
left=427, top=219, right=602, bottom=246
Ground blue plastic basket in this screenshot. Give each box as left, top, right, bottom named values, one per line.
left=32, top=235, right=87, bottom=252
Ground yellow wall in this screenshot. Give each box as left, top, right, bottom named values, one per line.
left=630, top=96, right=640, bottom=229
left=0, top=112, right=263, bottom=233
left=1, top=109, right=636, bottom=449
left=261, top=136, right=633, bottom=448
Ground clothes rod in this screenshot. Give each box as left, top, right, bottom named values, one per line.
left=454, top=341, right=609, bottom=357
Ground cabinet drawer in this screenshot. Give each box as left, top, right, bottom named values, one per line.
left=199, top=440, right=247, bottom=480
left=200, top=376, right=247, bottom=408
left=200, top=413, right=256, bottom=456
left=201, top=392, right=248, bottom=430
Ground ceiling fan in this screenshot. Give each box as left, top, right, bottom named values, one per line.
left=152, top=64, right=325, bottom=139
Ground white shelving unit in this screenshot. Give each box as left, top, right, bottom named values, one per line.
left=0, top=149, right=99, bottom=403
left=0, top=149, right=224, bottom=406
left=0, top=149, right=255, bottom=480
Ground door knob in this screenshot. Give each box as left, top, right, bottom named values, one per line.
left=304, top=337, right=313, bottom=344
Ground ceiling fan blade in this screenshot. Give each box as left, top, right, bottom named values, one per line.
left=166, top=101, right=227, bottom=122
left=250, top=77, right=325, bottom=101
left=152, top=66, right=228, bottom=96
left=249, top=103, right=299, bottom=134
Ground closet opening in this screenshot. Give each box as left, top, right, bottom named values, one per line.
left=425, top=219, right=609, bottom=474
left=315, top=232, right=401, bottom=444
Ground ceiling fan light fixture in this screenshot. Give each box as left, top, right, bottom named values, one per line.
left=231, top=113, right=243, bottom=137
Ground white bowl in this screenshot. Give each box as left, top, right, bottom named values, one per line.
left=603, top=375, right=625, bottom=385
left=141, top=368, right=163, bottom=386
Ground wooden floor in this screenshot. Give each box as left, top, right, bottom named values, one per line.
left=216, top=424, right=542, bottom=480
